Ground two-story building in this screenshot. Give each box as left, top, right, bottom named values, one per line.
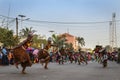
left=60, top=33, right=78, bottom=50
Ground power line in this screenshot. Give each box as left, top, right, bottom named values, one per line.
left=0, top=15, right=15, bottom=19
left=26, top=19, right=120, bottom=24
left=0, top=16, right=15, bottom=27
left=1, top=14, right=120, bottom=25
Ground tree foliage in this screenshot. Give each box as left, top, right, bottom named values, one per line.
left=32, top=34, right=47, bottom=48
left=65, top=43, right=74, bottom=51
left=0, top=27, right=18, bottom=48
left=52, top=34, right=66, bottom=50
left=19, top=27, right=47, bottom=48
left=76, top=37, right=85, bottom=48
left=19, top=27, right=33, bottom=38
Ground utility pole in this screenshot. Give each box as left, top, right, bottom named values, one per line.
left=16, top=18, right=18, bottom=37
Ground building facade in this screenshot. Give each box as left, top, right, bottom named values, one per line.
left=60, top=33, right=78, bottom=50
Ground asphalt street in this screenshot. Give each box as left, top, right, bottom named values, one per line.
left=0, top=61, right=120, bottom=80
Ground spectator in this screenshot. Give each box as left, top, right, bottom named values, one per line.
left=1, top=46, right=9, bottom=65
left=0, top=46, right=3, bottom=65
left=117, top=48, right=120, bottom=63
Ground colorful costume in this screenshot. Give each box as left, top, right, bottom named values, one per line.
left=12, top=32, right=33, bottom=74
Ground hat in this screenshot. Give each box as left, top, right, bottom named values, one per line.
left=48, top=37, right=52, bottom=42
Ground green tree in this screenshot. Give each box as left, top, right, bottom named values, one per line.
left=76, top=37, right=85, bottom=49
left=19, top=27, right=33, bottom=38
left=65, top=43, right=74, bottom=51
left=32, top=34, right=47, bottom=48
left=0, top=27, right=18, bottom=48
left=52, top=34, right=66, bottom=50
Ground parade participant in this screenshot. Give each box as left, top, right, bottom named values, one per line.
left=12, top=31, right=34, bottom=74
left=44, top=37, right=52, bottom=52
left=117, top=48, right=120, bottom=63
left=7, top=49, right=14, bottom=65
left=99, top=48, right=108, bottom=68
left=37, top=37, right=52, bottom=69
left=14, top=32, right=33, bottom=68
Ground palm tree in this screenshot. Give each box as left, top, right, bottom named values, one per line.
left=52, top=34, right=66, bottom=50
left=76, top=37, right=85, bottom=49
left=19, top=27, right=33, bottom=38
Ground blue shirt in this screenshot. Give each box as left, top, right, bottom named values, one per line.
left=2, top=48, right=7, bottom=55
left=0, top=53, right=2, bottom=59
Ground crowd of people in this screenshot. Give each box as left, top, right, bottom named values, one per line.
left=0, top=45, right=120, bottom=67
left=49, top=49, right=119, bottom=65
left=0, top=46, right=14, bottom=65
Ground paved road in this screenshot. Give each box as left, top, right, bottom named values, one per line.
left=0, top=61, right=120, bottom=80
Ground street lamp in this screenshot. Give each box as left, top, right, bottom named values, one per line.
left=18, top=15, right=30, bottom=28
left=18, top=14, right=30, bottom=31
left=18, top=15, right=26, bottom=29
left=17, top=15, right=30, bottom=38
left=18, top=15, right=26, bottom=18
left=49, top=30, right=55, bottom=33
left=24, top=18, right=30, bottom=21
